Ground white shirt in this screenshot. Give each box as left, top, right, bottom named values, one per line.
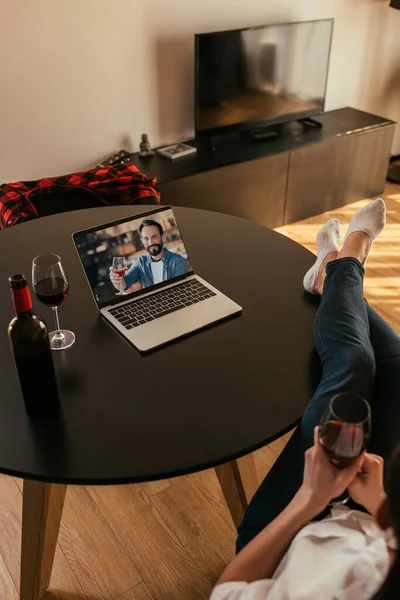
left=151, top=260, right=164, bottom=285
left=211, top=507, right=396, bottom=600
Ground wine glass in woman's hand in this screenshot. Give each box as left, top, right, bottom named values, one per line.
left=111, top=257, right=128, bottom=295
left=319, top=392, right=371, bottom=503
left=319, top=393, right=371, bottom=467
left=32, top=254, right=75, bottom=350
left=300, top=427, right=365, bottom=514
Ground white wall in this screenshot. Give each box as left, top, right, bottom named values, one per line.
left=1, top=0, right=399, bottom=182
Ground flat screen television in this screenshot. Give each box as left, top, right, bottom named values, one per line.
left=195, top=19, right=334, bottom=137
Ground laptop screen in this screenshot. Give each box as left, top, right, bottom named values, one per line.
left=73, top=207, right=194, bottom=308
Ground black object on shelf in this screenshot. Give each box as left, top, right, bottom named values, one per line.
left=251, top=128, right=279, bottom=141
left=298, top=117, right=323, bottom=129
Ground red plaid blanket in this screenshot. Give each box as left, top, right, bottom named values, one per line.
left=0, top=164, right=160, bottom=229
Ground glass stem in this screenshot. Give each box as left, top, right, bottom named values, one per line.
left=52, top=306, right=64, bottom=340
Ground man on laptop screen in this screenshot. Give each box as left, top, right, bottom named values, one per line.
left=74, top=208, right=192, bottom=306
left=73, top=205, right=241, bottom=352
left=109, top=218, right=189, bottom=292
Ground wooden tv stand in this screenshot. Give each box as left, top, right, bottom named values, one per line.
left=131, top=108, right=396, bottom=228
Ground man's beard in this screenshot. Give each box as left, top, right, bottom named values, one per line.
left=148, top=243, right=163, bottom=257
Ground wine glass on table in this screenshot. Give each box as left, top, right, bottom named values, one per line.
left=32, top=254, right=75, bottom=351
left=112, top=256, right=128, bottom=296
left=319, top=392, right=371, bottom=504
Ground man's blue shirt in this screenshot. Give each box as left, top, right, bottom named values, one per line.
left=123, top=248, right=189, bottom=289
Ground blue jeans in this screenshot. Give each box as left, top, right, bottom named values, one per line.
left=237, top=258, right=400, bottom=552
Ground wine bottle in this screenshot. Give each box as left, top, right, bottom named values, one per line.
left=8, top=274, right=59, bottom=416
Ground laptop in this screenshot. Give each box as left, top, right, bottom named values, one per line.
left=73, top=206, right=242, bottom=352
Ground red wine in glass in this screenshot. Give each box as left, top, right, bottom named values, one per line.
left=319, top=419, right=368, bottom=468
left=319, top=393, right=371, bottom=503
left=114, top=269, right=127, bottom=278
left=34, top=277, right=69, bottom=307
left=32, top=254, right=75, bottom=351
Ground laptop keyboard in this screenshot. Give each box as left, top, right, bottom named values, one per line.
left=109, top=279, right=216, bottom=330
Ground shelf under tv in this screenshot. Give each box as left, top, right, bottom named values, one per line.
left=131, top=107, right=396, bottom=228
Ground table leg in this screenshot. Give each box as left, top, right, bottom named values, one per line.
left=20, top=480, right=67, bottom=600
left=215, top=454, right=258, bottom=529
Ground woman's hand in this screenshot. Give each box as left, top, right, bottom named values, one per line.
left=298, top=427, right=365, bottom=514
left=348, top=453, right=387, bottom=517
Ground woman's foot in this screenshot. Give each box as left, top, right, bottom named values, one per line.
left=303, top=218, right=340, bottom=295
left=340, top=198, right=386, bottom=264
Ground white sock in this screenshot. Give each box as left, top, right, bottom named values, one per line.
left=303, top=218, right=340, bottom=295
left=344, top=198, right=386, bottom=247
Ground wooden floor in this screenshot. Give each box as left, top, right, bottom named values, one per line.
left=1, top=182, right=400, bottom=600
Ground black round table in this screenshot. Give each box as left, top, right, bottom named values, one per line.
left=0, top=206, right=318, bottom=600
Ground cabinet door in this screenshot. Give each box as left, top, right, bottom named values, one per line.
left=158, top=152, right=289, bottom=229
left=284, top=125, right=394, bottom=224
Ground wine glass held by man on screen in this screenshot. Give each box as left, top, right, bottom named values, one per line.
left=32, top=254, right=75, bottom=351
left=110, top=256, right=128, bottom=295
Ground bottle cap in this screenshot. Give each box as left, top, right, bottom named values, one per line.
left=9, top=274, right=32, bottom=312
left=9, top=274, right=28, bottom=290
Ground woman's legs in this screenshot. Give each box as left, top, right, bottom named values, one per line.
left=236, top=200, right=387, bottom=552
left=236, top=258, right=375, bottom=552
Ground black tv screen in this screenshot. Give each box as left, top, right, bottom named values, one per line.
left=195, top=19, right=334, bottom=135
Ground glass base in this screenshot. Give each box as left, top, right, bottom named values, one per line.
left=49, top=330, right=76, bottom=351
left=115, top=290, right=127, bottom=296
